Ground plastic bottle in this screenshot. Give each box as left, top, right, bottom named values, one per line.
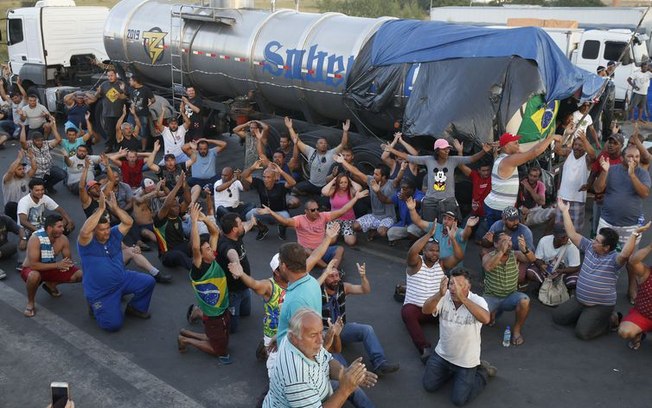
left=638, top=214, right=645, bottom=227
left=502, top=326, right=511, bottom=347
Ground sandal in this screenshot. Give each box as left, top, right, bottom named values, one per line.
left=628, top=333, right=647, bottom=351
left=511, top=334, right=525, bottom=346
left=41, top=283, right=61, bottom=298
left=23, top=306, right=36, bottom=318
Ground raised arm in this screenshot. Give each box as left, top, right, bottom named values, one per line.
left=189, top=203, right=204, bottom=268
left=406, top=223, right=437, bottom=275
left=556, top=197, right=582, bottom=248
left=48, top=116, right=62, bottom=148
left=271, top=162, right=296, bottom=188
left=105, top=191, right=133, bottom=236
left=285, top=117, right=309, bottom=155
left=406, top=197, right=429, bottom=232
left=78, top=192, right=106, bottom=246
left=343, top=262, right=371, bottom=295
left=500, top=133, right=561, bottom=175
left=626, top=160, right=650, bottom=198
left=228, top=261, right=273, bottom=299
left=628, top=240, right=652, bottom=279
left=157, top=172, right=185, bottom=219
left=593, top=156, right=610, bottom=194
left=146, top=140, right=161, bottom=173
left=482, top=239, right=510, bottom=272
left=329, top=190, right=368, bottom=220
left=19, top=124, right=28, bottom=150
left=422, top=276, right=448, bottom=315
left=240, top=159, right=264, bottom=185
left=307, top=223, right=340, bottom=273
left=116, top=105, right=127, bottom=142
left=256, top=205, right=295, bottom=227
left=333, top=153, right=367, bottom=185
left=321, top=177, right=337, bottom=197
left=334, top=119, right=350, bottom=152
left=3, top=150, right=26, bottom=183
left=441, top=224, right=464, bottom=269
left=467, top=143, right=493, bottom=164
left=618, top=222, right=652, bottom=266
left=381, top=132, right=401, bottom=166
left=382, top=144, right=409, bottom=161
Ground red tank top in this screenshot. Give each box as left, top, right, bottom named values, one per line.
left=635, top=268, right=652, bottom=320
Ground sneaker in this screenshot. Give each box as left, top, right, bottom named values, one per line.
left=218, top=354, right=233, bottom=365
left=420, top=347, right=432, bottom=364
left=373, top=361, right=400, bottom=376
left=480, top=360, right=497, bottom=377
left=154, top=271, right=173, bottom=283
left=0, top=268, right=6, bottom=280
left=278, top=225, right=287, bottom=241
left=16, top=261, right=23, bottom=272
left=256, top=224, right=269, bottom=241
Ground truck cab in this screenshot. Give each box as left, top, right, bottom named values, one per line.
left=6, top=0, right=109, bottom=89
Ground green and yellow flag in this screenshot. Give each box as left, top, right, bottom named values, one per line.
left=517, top=95, right=559, bottom=143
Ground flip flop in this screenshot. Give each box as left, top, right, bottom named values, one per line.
left=511, top=334, right=525, bottom=346
left=628, top=333, right=647, bottom=351
left=23, top=306, right=35, bottom=318
left=186, top=304, right=199, bottom=324
left=41, top=283, right=61, bottom=298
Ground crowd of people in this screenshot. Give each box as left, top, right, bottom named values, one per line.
left=1, top=61, right=652, bottom=408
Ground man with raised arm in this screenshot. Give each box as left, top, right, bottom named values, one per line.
left=177, top=203, right=232, bottom=364
left=78, top=192, right=155, bottom=332
left=20, top=214, right=82, bottom=318
left=287, top=116, right=350, bottom=196
left=620, top=239, right=652, bottom=350
left=483, top=132, right=561, bottom=228
left=403, top=223, right=463, bottom=362
left=554, top=197, right=649, bottom=340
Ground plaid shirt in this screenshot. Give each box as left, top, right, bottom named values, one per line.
left=27, top=140, right=55, bottom=178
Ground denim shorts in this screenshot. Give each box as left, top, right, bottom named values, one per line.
left=483, top=292, right=529, bottom=313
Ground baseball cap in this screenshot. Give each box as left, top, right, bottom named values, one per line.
left=499, top=133, right=520, bottom=147
left=142, top=178, right=155, bottom=189
left=433, top=139, right=451, bottom=150
left=502, top=206, right=520, bottom=221
left=607, top=60, right=616, bottom=67
left=608, top=133, right=624, bottom=145
left=443, top=210, right=458, bottom=220
left=596, top=66, right=606, bottom=74
left=85, top=180, right=99, bottom=190
left=64, top=121, right=79, bottom=132
left=269, top=253, right=280, bottom=271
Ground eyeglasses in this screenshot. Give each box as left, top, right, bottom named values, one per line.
left=307, top=208, right=319, bottom=213
left=428, top=237, right=439, bottom=243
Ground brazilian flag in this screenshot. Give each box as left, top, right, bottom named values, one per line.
left=517, top=95, right=559, bottom=143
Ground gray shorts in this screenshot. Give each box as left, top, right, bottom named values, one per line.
left=632, top=92, right=647, bottom=109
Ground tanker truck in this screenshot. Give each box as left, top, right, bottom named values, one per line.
left=4, top=0, right=603, bottom=152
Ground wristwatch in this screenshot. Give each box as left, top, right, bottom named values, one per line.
left=633, top=232, right=641, bottom=238
left=522, top=248, right=530, bottom=254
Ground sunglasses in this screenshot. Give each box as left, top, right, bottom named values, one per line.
left=307, top=208, right=319, bottom=213
left=227, top=188, right=232, bottom=198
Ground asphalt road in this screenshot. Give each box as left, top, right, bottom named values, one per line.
left=0, top=128, right=651, bottom=408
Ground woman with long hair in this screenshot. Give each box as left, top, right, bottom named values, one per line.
left=321, top=173, right=361, bottom=246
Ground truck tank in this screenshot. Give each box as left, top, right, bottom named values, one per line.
left=103, top=0, right=394, bottom=124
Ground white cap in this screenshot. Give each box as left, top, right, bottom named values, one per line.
left=269, top=253, right=280, bottom=271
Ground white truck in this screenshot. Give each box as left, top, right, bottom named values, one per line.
left=431, top=7, right=650, bottom=107
left=3, top=0, right=109, bottom=109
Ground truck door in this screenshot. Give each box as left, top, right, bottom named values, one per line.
left=6, top=17, right=27, bottom=74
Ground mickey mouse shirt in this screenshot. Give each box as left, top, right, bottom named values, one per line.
left=407, top=155, right=471, bottom=199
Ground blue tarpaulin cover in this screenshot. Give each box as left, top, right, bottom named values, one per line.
left=371, top=20, right=604, bottom=102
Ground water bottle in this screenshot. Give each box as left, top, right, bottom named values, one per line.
left=502, top=326, right=511, bottom=348
left=638, top=214, right=645, bottom=227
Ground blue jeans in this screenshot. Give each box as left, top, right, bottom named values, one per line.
left=0, top=120, right=17, bottom=138
left=331, top=353, right=376, bottom=408
left=340, top=322, right=386, bottom=370
left=484, top=204, right=503, bottom=232
left=483, top=292, right=529, bottom=314
left=187, top=175, right=220, bottom=188
left=216, top=203, right=255, bottom=222
left=228, top=288, right=251, bottom=333
left=245, top=209, right=290, bottom=223
left=423, top=353, right=488, bottom=407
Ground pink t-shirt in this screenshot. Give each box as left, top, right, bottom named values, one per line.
left=330, top=191, right=355, bottom=221
left=293, top=212, right=333, bottom=249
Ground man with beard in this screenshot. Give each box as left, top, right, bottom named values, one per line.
left=115, top=105, right=142, bottom=153
left=147, top=140, right=195, bottom=193
left=594, top=144, right=651, bottom=303
left=234, top=119, right=271, bottom=170
left=63, top=144, right=100, bottom=195
left=384, top=138, right=492, bottom=221
left=481, top=206, right=534, bottom=253
left=216, top=211, right=260, bottom=333
left=318, top=261, right=400, bottom=376
left=79, top=155, right=118, bottom=218
left=482, top=232, right=535, bottom=346
left=182, top=86, right=203, bottom=141
left=523, top=225, right=581, bottom=291
left=587, top=131, right=624, bottom=236
left=21, top=214, right=82, bottom=317
left=554, top=129, right=596, bottom=232
left=403, top=223, right=463, bottom=362
left=108, top=148, right=151, bottom=190
left=3, top=149, right=36, bottom=220
left=177, top=203, right=231, bottom=363
left=19, top=122, right=65, bottom=194
left=154, top=108, right=191, bottom=164
left=78, top=192, right=155, bottom=331
left=153, top=173, right=192, bottom=270
left=287, top=117, right=350, bottom=196
left=182, top=138, right=227, bottom=203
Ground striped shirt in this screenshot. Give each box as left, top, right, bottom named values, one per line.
left=484, top=251, right=518, bottom=298
left=576, top=237, right=620, bottom=306
left=484, top=153, right=519, bottom=211
left=263, top=338, right=333, bottom=408
left=404, top=256, right=444, bottom=308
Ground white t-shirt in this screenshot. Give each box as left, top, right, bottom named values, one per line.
left=161, top=125, right=187, bottom=157
left=434, top=291, right=488, bottom=368
left=572, top=110, right=593, bottom=137
left=213, top=179, right=244, bottom=209
left=558, top=152, right=589, bottom=203
left=630, top=69, right=652, bottom=95
left=22, top=103, right=50, bottom=129
left=17, top=194, right=59, bottom=229
left=66, top=155, right=100, bottom=186
left=534, top=235, right=581, bottom=269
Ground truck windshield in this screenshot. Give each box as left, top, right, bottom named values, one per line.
left=632, top=42, right=649, bottom=64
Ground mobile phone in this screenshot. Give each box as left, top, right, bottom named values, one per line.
left=51, top=382, right=69, bottom=407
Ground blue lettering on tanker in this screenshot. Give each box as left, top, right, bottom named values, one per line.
left=263, top=41, right=354, bottom=87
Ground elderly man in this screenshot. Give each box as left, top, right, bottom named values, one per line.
left=259, top=190, right=368, bottom=268
left=484, top=132, right=560, bottom=229
left=263, top=308, right=377, bottom=408
left=20, top=214, right=82, bottom=317
left=403, top=223, right=463, bottom=361
left=287, top=116, right=349, bottom=196
left=554, top=197, right=646, bottom=340
left=595, top=143, right=651, bottom=303
left=318, top=262, right=400, bottom=376
left=481, top=232, right=535, bottom=346
left=620, top=240, right=652, bottom=350
left=384, top=138, right=491, bottom=221
left=213, top=166, right=255, bottom=222
left=422, top=269, right=495, bottom=407
left=78, top=192, right=155, bottom=331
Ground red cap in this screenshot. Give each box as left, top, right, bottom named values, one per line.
left=499, top=133, right=521, bottom=147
